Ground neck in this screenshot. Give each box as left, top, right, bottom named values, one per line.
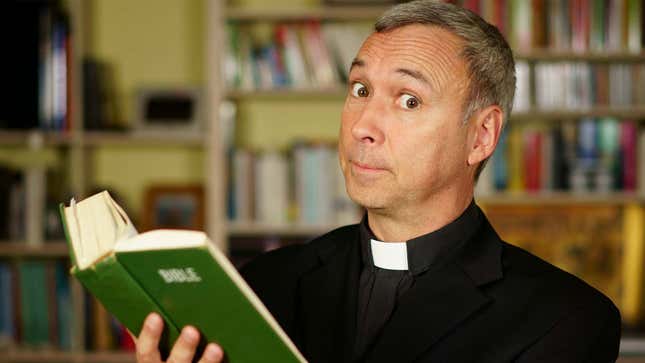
left=367, top=189, right=474, bottom=242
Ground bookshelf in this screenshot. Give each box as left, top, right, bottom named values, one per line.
left=226, top=5, right=390, bottom=21
left=1, top=0, right=645, bottom=361
left=216, top=0, right=645, bottom=353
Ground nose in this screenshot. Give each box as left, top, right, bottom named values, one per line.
left=349, top=97, right=386, bottom=145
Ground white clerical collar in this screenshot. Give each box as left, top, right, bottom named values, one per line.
left=370, top=239, right=408, bottom=270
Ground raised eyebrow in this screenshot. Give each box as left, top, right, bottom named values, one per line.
left=395, top=68, right=433, bottom=90
left=349, top=58, right=365, bottom=73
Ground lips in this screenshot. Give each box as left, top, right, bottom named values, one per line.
left=350, top=160, right=389, bottom=174
left=352, top=161, right=385, bottom=171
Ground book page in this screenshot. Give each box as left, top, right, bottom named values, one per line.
left=66, top=191, right=136, bottom=269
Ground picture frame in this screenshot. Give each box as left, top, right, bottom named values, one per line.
left=142, top=185, right=204, bottom=231
left=133, top=87, right=203, bottom=134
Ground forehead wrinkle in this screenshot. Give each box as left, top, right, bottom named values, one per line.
left=360, top=26, right=466, bottom=94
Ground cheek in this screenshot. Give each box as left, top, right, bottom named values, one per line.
left=393, top=123, right=465, bottom=179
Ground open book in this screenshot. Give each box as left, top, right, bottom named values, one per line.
left=60, top=190, right=305, bottom=362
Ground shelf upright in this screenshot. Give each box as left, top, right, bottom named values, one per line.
left=206, top=0, right=228, bottom=253
left=68, top=0, right=87, bottom=354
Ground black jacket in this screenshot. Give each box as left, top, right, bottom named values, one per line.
left=240, top=211, right=621, bottom=363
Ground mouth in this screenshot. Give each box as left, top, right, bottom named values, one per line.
left=350, top=160, right=388, bottom=173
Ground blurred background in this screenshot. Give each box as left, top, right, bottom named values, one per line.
left=1, top=0, right=645, bottom=361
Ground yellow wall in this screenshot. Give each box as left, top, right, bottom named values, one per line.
left=89, top=0, right=206, bottom=217
left=237, top=99, right=342, bottom=150
left=90, top=0, right=205, bottom=124
left=91, top=146, right=204, bottom=219
left=87, top=0, right=345, bottom=217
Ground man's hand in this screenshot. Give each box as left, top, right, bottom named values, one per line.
left=135, top=313, right=225, bottom=363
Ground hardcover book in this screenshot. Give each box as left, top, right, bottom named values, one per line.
left=60, top=191, right=305, bottom=362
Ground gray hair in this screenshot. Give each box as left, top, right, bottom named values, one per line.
left=375, top=0, right=516, bottom=180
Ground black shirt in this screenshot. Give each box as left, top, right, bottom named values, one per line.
left=353, top=200, right=482, bottom=361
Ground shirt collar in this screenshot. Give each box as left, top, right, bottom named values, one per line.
left=359, top=200, right=482, bottom=275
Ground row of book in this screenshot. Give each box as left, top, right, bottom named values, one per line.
left=514, top=62, right=645, bottom=111
left=83, top=293, right=135, bottom=351
left=0, top=167, right=25, bottom=242
left=227, top=143, right=361, bottom=226
left=0, top=259, right=136, bottom=351
left=459, top=0, right=644, bottom=52
left=0, top=166, right=66, bottom=242
left=477, top=118, right=642, bottom=194
left=224, top=21, right=371, bottom=91
left=0, top=260, right=71, bottom=350
left=535, top=62, right=645, bottom=110
left=2, top=1, right=72, bottom=131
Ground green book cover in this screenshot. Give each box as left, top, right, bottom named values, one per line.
left=60, top=191, right=305, bottom=362
left=19, top=261, right=50, bottom=347
left=628, top=0, right=643, bottom=52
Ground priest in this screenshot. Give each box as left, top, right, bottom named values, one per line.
left=134, top=1, right=621, bottom=362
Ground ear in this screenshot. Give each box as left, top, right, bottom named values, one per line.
left=467, top=105, right=504, bottom=166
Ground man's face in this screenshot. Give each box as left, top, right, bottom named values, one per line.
left=338, top=24, right=474, bottom=216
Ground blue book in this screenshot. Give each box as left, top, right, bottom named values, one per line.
left=577, top=118, right=598, bottom=171
left=492, top=126, right=509, bottom=190
left=0, top=262, right=14, bottom=343
left=19, top=261, right=50, bottom=347
left=55, top=261, right=71, bottom=350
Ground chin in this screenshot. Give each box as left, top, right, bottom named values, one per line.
left=346, top=185, right=390, bottom=211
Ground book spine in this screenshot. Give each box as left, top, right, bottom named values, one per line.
left=622, top=121, right=638, bottom=190
left=46, top=261, right=59, bottom=347
left=73, top=256, right=181, bottom=358
left=0, top=262, right=14, bottom=346
left=522, top=129, right=543, bottom=192
left=492, top=127, right=509, bottom=191
left=19, top=261, right=50, bottom=347
left=55, top=261, right=71, bottom=350
left=254, top=151, right=289, bottom=225
left=93, top=299, right=115, bottom=350
left=628, top=0, right=643, bottom=52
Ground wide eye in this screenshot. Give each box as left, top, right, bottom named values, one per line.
left=398, top=94, right=420, bottom=109
left=350, top=82, right=369, bottom=97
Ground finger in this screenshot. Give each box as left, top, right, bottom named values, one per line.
left=166, top=326, right=201, bottom=363
left=198, top=343, right=225, bottom=363
left=136, top=313, right=163, bottom=363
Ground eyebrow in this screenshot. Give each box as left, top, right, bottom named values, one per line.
left=349, top=59, right=434, bottom=91
left=349, top=58, right=365, bottom=72
left=395, top=68, right=433, bottom=89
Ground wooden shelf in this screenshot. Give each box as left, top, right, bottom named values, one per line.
left=0, top=130, right=74, bottom=146
left=5, top=343, right=644, bottom=363
left=512, top=106, right=645, bottom=120
left=0, top=242, right=69, bottom=258
left=227, top=221, right=345, bottom=237
left=226, top=6, right=388, bottom=21
left=516, top=50, right=645, bottom=62
left=477, top=192, right=644, bottom=205
left=5, top=350, right=135, bottom=363
left=83, top=131, right=204, bottom=147
left=621, top=337, right=645, bottom=356
left=226, top=88, right=345, bottom=100
left=226, top=90, right=645, bottom=120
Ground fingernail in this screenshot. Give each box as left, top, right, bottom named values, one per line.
left=204, top=343, right=223, bottom=361
left=182, top=326, right=200, bottom=344
left=145, top=313, right=162, bottom=332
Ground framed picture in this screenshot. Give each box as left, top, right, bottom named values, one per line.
left=133, top=87, right=203, bottom=134
left=142, top=185, right=204, bottom=231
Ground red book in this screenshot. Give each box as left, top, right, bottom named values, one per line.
left=462, top=0, right=479, bottom=14
left=495, top=0, right=507, bottom=36
left=119, top=324, right=136, bottom=351
left=523, top=130, right=543, bottom=192
left=621, top=121, right=637, bottom=190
